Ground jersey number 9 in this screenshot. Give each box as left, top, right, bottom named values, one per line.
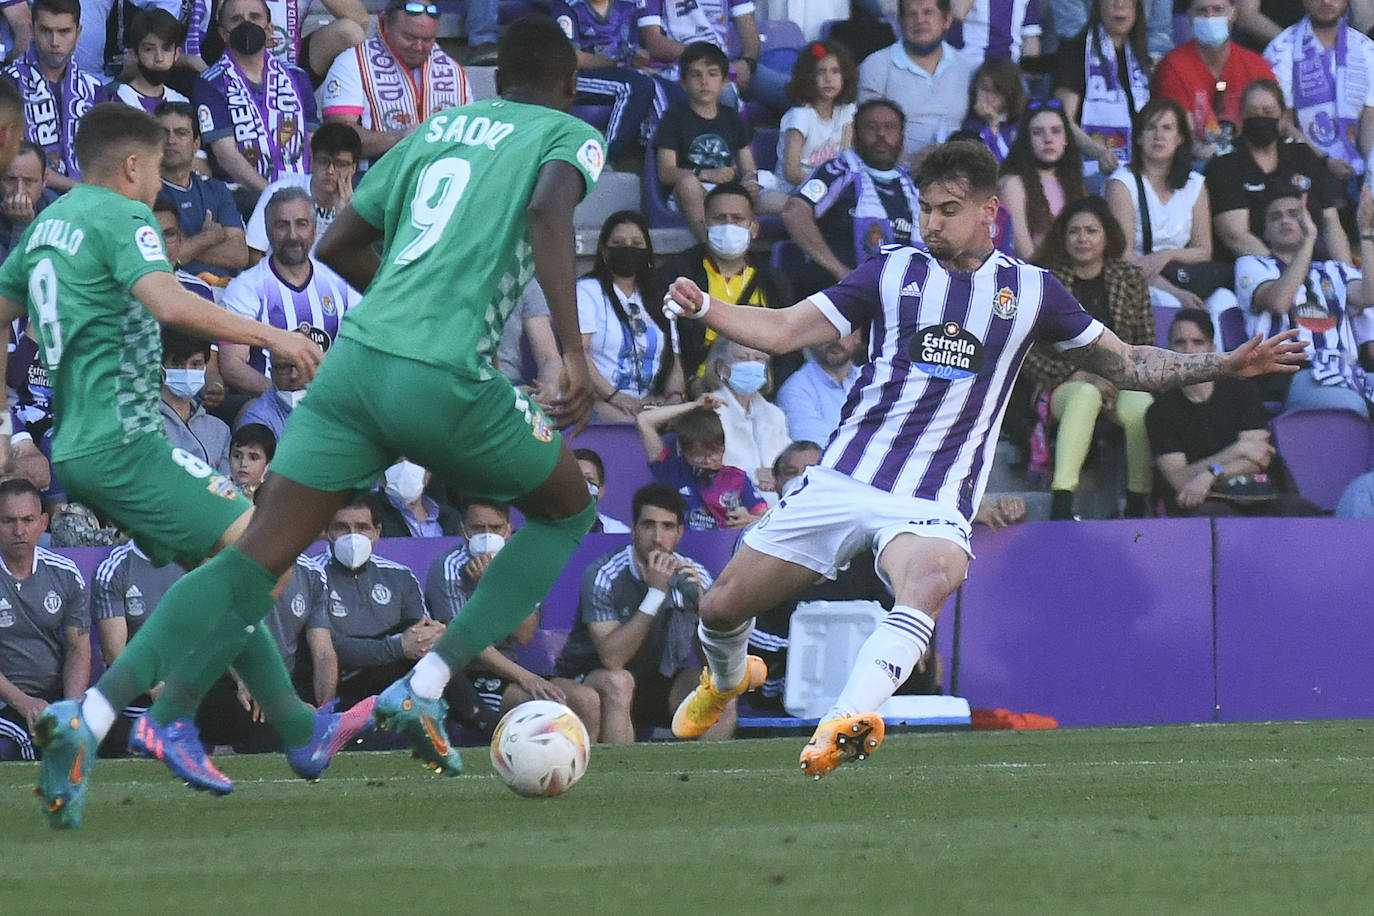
left=394, top=157, right=473, bottom=266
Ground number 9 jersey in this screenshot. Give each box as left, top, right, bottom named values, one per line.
left=0, top=184, right=172, bottom=463
left=338, top=98, right=605, bottom=382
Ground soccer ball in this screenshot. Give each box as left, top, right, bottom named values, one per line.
left=490, top=700, right=590, bottom=798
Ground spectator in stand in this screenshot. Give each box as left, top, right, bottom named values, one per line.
left=5, top=322, right=56, bottom=498
left=578, top=210, right=684, bottom=422
left=159, top=328, right=231, bottom=475
left=1147, top=309, right=1322, bottom=516
left=653, top=41, right=760, bottom=244
left=637, top=395, right=768, bottom=530
left=155, top=101, right=249, bottom=280
left=1235, top=0, right=1372, bottom=50
left=1264, top=0, right=1374, bottom=198
left=949, top=0, right=1043, bottom=65
left=1024, top=196, right=1155, bottom=520
left=192, top=0, right=319, bottom=195
left=857, top=0, right=975, bottom=163
left=552, top=0, right=664, bottom=164
left=702, top=335, right=791, bottom=498
left=662, top=182, right=794, bottom=384
left=150, top=197, right=217, bottom=303
left=244, top=122, right=361, bottom=260
left=553, top=483, right=721, bottom=743
left=1106, top=97, right=1225, bottom=314
left=997, top=99, right=1086, bottom=260
left=776, top=329, right=862, bottom=445
left=236, top=349, right=309, bottom=438
left=1205, top=78, right=1351, bottom=265
left=574, top=447, right=631, bottom=534
left=219, top=187, right=358, bottom=398
left=767, top=40, right=857, bottom=203
left=229, top=422, right=274, bottom=499
left=180, top=0, right=367, bottom=86
left=461, top=0, right=500, bottom=66
left=0, top=2, right=28, bottom=67
left=1236, top=189, right=1374, bottom=413
left=782, top=99, right=920, bottom=298
left=0, top=478, right=88, bottom=761
left=376, top=459, right=462, bottom=538
left=637, top=0, right=762, bottom=109
left=108, top=9, right=190, bottom=114
left=2, top=0, right=107, bottom=193
left=1152, top=0, right=1274, bottom=162
left=495, top=279, right=564, bottom=395
left=961, top=56, right=1025, bottom=163
left=1053, top=0, right=1152, bottom=179
left=320, top=0, right=470, bottom=170
left=0, top=141, right=55, bottom=259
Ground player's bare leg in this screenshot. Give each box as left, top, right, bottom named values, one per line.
left=671, top=545, right=820, bottom=738
left=800, top=534, right=967, bottom=779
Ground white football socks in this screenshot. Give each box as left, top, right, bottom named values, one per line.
left=699, top=618, right=754, bottom=692
left=826, top=605, right=935, bottom=721
left=80, top=689, right=117, bottom=740
left=408, top=652, right=452, bottom=700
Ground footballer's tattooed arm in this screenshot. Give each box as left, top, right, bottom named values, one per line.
left=1070, top=325, right=1308, bottom=391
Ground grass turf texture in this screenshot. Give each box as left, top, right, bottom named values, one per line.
left=4, top=721, right=1372, bottom=915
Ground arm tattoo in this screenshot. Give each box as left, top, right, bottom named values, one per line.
left=1074, top=340, right=1227, bottom=392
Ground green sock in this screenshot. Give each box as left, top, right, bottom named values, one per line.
left=432, top=500, right=595, bottom=670
left=97, top=546, right=275, bottom=711
left=226, top=625, right=315, bottom=748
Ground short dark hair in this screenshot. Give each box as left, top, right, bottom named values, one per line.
left=855, top=97, right=906, bottom=131
left=497, top=16, right=577, bottom=93
left=218, top=0, right=271, bottom=25
left=898, top=0, right=953, bottom=15
left=160, top=326, right=211, bottom=365
left=914, top=139, right=999, bottom=199
left=0, top=476, right=43, bottom=510
left=461, top=497, right=511, bottom=521
left=572, top=447, right=605, bottom=485
left=1241, top=76, right=1285, bottom=113
left=151, top=196, right=177, bottom=217
left=126, top=7, right=184, bottom=49
left=311, top=122, right=362, bottom=161
left=231, top=423, right=277, bottom=460
left=155, top=100, right=200, bottom=139
left=675, top=407, right=725, bottom=451
left=679, top=41, right=730, bottom=79
left=0, top=79, right=19, bottom=122
left=771, top=440, right=823, bottom=480
left=632, top=482, right=686, bottom=525
left=967, top=56, right=1027, bottom=127
left=13, top=140, right=45, bottom=171
left=33, top=0, right=80, bottom=21
left=340, top=493, right=385, bottom=528
left=1171, top=308, right=1214, bottom=341
left=706, top=180, right=754, bottom=214
left=75, top=103, right=165, bottom=176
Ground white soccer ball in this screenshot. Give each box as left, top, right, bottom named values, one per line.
left=489, top=700, right=590, bottom=798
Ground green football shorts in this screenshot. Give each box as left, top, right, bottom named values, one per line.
left=54, top=436, right=251, bottom=568
left=270, top=337, right=564, bottom=501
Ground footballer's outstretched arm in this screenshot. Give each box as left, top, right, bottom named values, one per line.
left=1070, top=325, right=1307, bottom=391
left=316, top=205, right=383, bottom=293
left=663, top=276, right=840, bottom=356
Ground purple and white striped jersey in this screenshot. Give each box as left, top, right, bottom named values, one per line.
left=951, top=0, right=1041, bottom=63
left=808, top=245, right=1102, bottom=520
left=637, top=0, right=754, bottom=77
left=220, top=257, right=359, bottom=376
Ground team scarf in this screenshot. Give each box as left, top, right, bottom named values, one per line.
left=7, top=48, right=101, bottom=177
left=1080, top=24, right=1149, bottom=169
left=219, top=52, right=309, bottom=181
left=356, top=30, right=468, bottom=135
left=841, top=149, right=919, bottom=265
left=1290, top=16, right=1362, bottom=173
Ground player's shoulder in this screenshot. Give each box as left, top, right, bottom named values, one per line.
left=589, top=545, right=632, bottom=579
left=35, top=546, right=85, bottom=585
left=94, top=541, right=137, bottom=579
left=372, top=554, right=420, bottom=582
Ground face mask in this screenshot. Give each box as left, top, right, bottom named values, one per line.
left=137, top=63, right=167, bottom=87
left=467, top=532, right=506, bottom=556
left=332, top=532, right=372, bottom=570
left=276, top=388, right=305, bottom=409
left=863, top=164, right=901, bottom=182
left=708, top=223, right=752, bottom=259
left=1241, top=115, right=1280, bottom=147
left=228, top=21, right=268, bottom=56
left=902, top=37, right=943, bottom=57
left=384, top=460, right=426, bottom=503
left=164, top=368, right=204, bottom=400
left=725, top=360, right=767, bottom=396
left=1192, top=15, right=1230, bottom=47
left=604, top=245, right=650, bottom=279
left=586, top=479, right=601, bottom=499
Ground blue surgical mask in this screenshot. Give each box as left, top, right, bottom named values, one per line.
left=1192, top=15, right=1230, bottom=47
left=164, top=368, right=204, bottom=399
left=863, top=164, right=901, bottom=182
left=726, top=360, right=767, bottom=396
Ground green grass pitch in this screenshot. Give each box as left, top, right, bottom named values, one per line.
left=4, top=721, right=1373, bottom=915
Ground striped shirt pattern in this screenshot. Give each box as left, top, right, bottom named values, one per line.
left=221, top=257, right=358, bottom=375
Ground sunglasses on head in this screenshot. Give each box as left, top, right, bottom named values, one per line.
left=389, top=1, right=439, bottom=15
left=1027, top=98, right=1064, bottom=112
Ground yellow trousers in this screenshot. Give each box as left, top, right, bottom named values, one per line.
left=1049, top=381, right=1154, bottom=494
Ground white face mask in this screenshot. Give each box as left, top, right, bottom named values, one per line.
left=164, top=368, right=205, bottom=400
left=276, top=388, right=306, bottom=409
left=332, top=532, right=372, bottom=569
left=467, top=531, right=506, bottom=556
left=707, top=223, right=752, bottom=259
left=384, top=460, right=426, bottom=503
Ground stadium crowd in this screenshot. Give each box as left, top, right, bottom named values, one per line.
left=3, top=0, right=1374, bottom=757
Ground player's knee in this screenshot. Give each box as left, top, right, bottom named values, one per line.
left=592, top=668, right=635, bottom=707
left=697, top=589, right=739, bottom=631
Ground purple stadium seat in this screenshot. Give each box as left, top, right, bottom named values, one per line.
left=758, top=19, right=805, bottom=51
left=1152, top=305, right=1180, bottom=348
left=641, top=143, right=690, bottom=229
left=567, top=422, right=655, bottom=525
left=1270, top=407, right=1374, bottom=511
left=571, top=104, right=612, bottom=132
left=1216, top=305, right=1249, bottom=351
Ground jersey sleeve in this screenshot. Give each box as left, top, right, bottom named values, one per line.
left=207, top=179, right=243, bottom=229
left=424, top=551, right=466, bottom=623
left=1033, top=270, right=1103, bottom=350
left=321, top=52, right=365, bottom=119
left=303, top=562, right=330, bottom=630
left=192, top=73, right=235, bottom=143
left=349, top=131, right=412, bottom=229
left=90, top=555, right=123, bottom=621
left=581, top=555, right=622, bottom=625
left=542, top=114, right=606, bottom=202
left=63, top=569, right=91, bottom=630
left=550, top=1, right=579, bottom=43
left=805, top=254, right=886, bottom=337
left=110, top=205, right=175, bottom=292
left=219, top=271, right=262, bottom=320
left=795, top=158, right=853, bottom=220
left=1234, top=255, right=1280, bottom=314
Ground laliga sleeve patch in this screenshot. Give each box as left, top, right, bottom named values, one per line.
left=197, top=104, right=214, bottom=134
left=800, top=178, right=827, bottom=204
left=135, top=225, right=167, bottom=262
left=910, top=321, right=985, bottom=380
left=577, top=138, right=605, bottom=182
left=556, top=14, right=575, bottom=38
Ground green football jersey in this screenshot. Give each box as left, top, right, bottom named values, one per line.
left=341, top=98, right=605, bottom=379
left=0, top=184, right=172, bottom=462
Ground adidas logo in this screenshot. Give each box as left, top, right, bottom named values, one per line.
left=900, top=281, right=922, bottom=298
left=874, top=659, right=903, bottom=684
left=0, top=598, right=9, bottom=610
left=126, top=585, right=142, bottom=598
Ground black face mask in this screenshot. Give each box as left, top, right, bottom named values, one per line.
left=228, top=21, right=268, bottom=56
left=1242, top=116, right=1280, bottom=147
left=605, top=245, right=650, bottom=279
left=136, top=62, right=166, bottom=87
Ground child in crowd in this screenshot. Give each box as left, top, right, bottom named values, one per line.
left=654, top=42, right=759, bottom=242
left=768, top=41, right=857, bottom=198
left=229, top=423, right=275, bottom=499
left=108, top=9, right=189, bottom=114
left=961, top=56, right=1025, bottom=163
left=636, top=395, right=767, bottom=531
left=997, top=98, right=1085, bottom=260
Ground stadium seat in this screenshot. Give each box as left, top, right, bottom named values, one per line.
left=570, top=104, right=612, bottom=132
left=1215, top=304, right=1250, bottom=352
left=567, top=422, right=655, bottom=524
left=1153, top=305, right=1180, bottom=348
left=641, top=143, right=689, bottom=230
left=750, top=128, right=785, bottom=240
left=1270, top=407, right=1374, bottom=511
left=758, top=19, right=805, bottom=51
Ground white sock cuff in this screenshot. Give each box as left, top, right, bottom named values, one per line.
left=409, top=652, right=452, bottom=700
left=80, top=689, right=118, bottom=740
left=700, top=618, right=753, bottom=641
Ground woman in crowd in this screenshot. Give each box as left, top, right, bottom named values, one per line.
left=998, top=99, right=1086, bottom=259
left=1025, top=196, right=1155, bottom=520
left=701, top=334, right=790, bottom=499
left=578, top=211, right=684, bottom=422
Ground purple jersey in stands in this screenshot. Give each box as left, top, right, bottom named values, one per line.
left=809, top=246, right=1101, bottom=519
left=551, top=0, right=641, bottom=65
left=637, top=0, right=754, bottom=77
left=220, top=258, right=358, bottom=375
